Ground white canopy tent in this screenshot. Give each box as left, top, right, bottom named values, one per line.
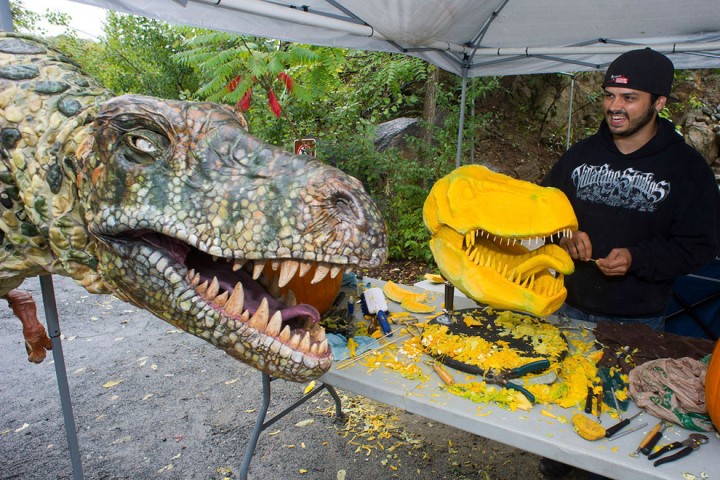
left=63, top=0, right=720, bottom=77
left=55, top=0, right=720, bottom=164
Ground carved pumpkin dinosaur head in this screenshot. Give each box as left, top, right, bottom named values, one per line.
left=423, top=165, right=578, bottom=317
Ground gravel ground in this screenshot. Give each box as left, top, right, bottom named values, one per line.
left=0, top=275, right=589, bottom=480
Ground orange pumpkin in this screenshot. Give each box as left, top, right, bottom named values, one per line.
left=706, top=339, right=720, bottom=430
left=263, top=263, right=343, bottom=315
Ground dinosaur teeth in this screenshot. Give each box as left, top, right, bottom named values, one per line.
left=225, top=282, right=244, bottom=315
left=318, top=338, right=328, bottom=355
left=206, top=276, right=220, bottom=300
left=197, top=280, right=209, bottom=294
left=311, top=264, right=330, bottom=284
left=298, top=261, right=313, bottom=278
left=186, top=269, right=201, bottom=286
left=330, top=265, right=341, bottom=279
left=289, top=333, right=301, bottom=349
left=232, top=260, right=246, bottom=272
left=252, top=261, right=265, bottom=280
left=215, top=290, right=229, bottom=307
left=266, top=311, right=282, bottom=336
left=248, top=297, right=269, bottom=330
left=278, top=260, right=300, bottom=288
left=299, top=332, right=311, bottom=352
left=271, top=260, right=280, bottom=271
left=279, top=325, right=291, bottom=342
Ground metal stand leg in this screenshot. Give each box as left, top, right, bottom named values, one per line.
left=39, top=274, right=84, bottom=480
left=238, top=372, right=344, bottom=480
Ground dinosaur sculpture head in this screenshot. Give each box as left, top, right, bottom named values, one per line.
left=2, top=34, right=390, bottom=381
left=423, top=165, right=577, bottom=317
left=69, top=94, right=387, bottom=381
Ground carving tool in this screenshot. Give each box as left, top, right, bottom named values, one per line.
left=605, top=411, right=642, bottom=438
left=648, top=433, right=708, bottom=467
left=427, top=361, right=455, bottom=385
left=584, top=386, right=594, bottom=414
left=596, top=387, right=603, bottom=423
left=359, top=287, right=392, bottom=336
left=608, top=422, right=648, bottom=441
left=637, top=420, right=668, bottom=456
left=484, top=359, right=550, bottom=403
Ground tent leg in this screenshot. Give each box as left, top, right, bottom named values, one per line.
left=565, top=73, right=575, bottom=150
left=455, top=74, right=468, bottom=168
left=40, top=275, right=85, bottom=480
left=238, top=373, right=344, bottom=479
left=0, top=0, right=13, bottom=32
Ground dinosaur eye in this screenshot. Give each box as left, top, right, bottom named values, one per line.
left=122, top=130, right=170, bottom=164
left=131, top=136, right=156, bottom=153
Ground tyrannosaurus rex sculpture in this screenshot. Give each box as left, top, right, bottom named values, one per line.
left=0, top=33, right=388, bottom=382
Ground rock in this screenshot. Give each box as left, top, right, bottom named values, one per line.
left=683, top=120, right=720, bottom=164
left=374, top=117, right=421, bottom=152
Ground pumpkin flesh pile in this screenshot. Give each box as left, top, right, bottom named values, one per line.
left=423, top=165, right=578, bottom=317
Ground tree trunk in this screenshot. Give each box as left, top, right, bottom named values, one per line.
left=422, top=65, right=438, bottom=147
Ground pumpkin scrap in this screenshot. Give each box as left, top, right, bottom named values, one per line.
left=424, top=273, right=445, bottom=283
left=382, top=281, right=427, bottom=304
left=571, top=414, right=605, bottom=440
left=423, top=165, right=578, bottom=317
left=399, top=298, right=435, bottom=313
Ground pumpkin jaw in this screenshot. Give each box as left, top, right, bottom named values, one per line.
left=424, top=165, right=579, bottom=317
left=430, top=226, right=574, bottom=317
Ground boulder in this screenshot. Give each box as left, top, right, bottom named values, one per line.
left=374, top=117, right=421, bottom=152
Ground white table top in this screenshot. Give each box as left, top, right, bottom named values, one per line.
left=320, top=279, right=720, bottom=480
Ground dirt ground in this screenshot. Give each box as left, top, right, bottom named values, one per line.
left=0, top=274, right=594, bottom=480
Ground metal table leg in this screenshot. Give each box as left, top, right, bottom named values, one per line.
left=40, top=274, right=85, bottom=480
left=238, top=372, right=344, bottom=480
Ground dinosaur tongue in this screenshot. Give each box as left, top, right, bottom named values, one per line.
left=208, top=263, right=321, bottom=324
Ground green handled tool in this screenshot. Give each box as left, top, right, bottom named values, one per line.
left=484, top=359, right=550, bottom=403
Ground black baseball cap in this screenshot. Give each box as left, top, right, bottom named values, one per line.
left=602, top=48, right=674, bottom=97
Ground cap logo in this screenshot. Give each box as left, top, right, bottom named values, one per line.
left=609, top=74, right=628, bottom=85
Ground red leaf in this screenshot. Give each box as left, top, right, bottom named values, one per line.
left=226, top=75, right=242, bottom=93
left=236, top=88, right=252, bottom=112
left=278, top=72, right=294, bottom=92
left=267, top=89, right=281, bottom=118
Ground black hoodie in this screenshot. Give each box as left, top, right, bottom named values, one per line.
left=543, top=117, right=719, bottom=317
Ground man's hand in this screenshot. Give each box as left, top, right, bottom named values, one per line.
left=596, top=248, right=632, bottom=276
left=559, top=230, right=593, bottom=261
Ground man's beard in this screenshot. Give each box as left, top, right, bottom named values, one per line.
left=607, top=103, right=657, bottom=138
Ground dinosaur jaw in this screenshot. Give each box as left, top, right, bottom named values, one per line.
left=96, top=230, right=346, bottom=382
left=430, top=226, right=575, bottom=318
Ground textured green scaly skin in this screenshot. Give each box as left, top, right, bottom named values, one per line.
left=0, top=33, right=387, bottom=382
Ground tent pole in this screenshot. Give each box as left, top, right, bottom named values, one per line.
left=0, top=0, right=13, bottom=33
left=40, top=275, right=85, bottom=480
left=455, top=73, right=468, bottom=168
left=564, top=73, right=575, bottom=150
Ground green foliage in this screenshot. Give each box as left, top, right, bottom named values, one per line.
left=55, top=12, right=199, bottom=99
left=10, top=0, right=74, bottom=37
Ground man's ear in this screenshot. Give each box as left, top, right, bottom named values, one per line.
left=655, top=96, right=668, bottom=111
